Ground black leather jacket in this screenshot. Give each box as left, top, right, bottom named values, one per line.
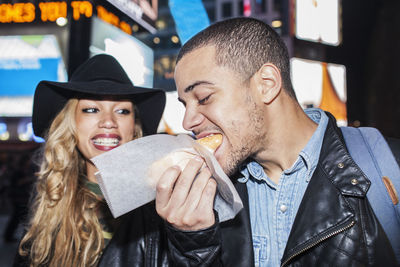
left=98, top=202, right=169, bottom=267
left=167, top=114, right=399, bottom=266
left=13, top=202, right=170, bottom=267
left=86, top=200, right=222, bottom=267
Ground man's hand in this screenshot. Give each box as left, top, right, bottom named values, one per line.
left=155, top=156, right=217, bottom=231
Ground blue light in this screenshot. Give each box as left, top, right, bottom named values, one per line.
left=28, top=122, right=45, bottom=143
left=0, top=122, right=6, bottom=133
left=33, top=135, right=45, bottom=143
left=169, top=0, right=210, bottom=45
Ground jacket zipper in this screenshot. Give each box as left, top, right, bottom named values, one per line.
left=281, top=220, right=355, bottom=267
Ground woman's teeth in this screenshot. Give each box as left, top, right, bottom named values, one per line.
left=93, top=138, right=119, bottom=146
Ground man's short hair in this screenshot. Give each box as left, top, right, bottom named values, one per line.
left=177, top=17, right=296, bottom=99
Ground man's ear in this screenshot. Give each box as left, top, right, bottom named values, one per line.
left=255, top=63, right=282, bottom=104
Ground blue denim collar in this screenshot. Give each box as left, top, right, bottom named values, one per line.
left=238, top=108, right=328, bottom=184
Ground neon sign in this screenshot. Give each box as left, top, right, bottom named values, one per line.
left=97, top=5, right=131, bottom=34
left=0, top=3, right=35, bottom=23
left=71, top=1, right=92, bottom=20
left=39, top=2, right=67, bottom=22
left=0, top=1, right=132, bottom=34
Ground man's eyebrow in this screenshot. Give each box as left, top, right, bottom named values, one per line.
left=184, top=81, right=213, bottom=93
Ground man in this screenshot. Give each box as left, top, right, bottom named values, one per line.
left=155, top=17, right=398, bottom=266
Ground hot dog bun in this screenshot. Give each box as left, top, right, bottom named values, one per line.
left=196, top=134, right=223, bottom=153
left=147, top=150, right=194, bottom=187
left=147, top=134, right=222, bottom=187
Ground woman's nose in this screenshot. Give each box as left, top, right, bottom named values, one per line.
left=99, top=113, right=117, bottom=129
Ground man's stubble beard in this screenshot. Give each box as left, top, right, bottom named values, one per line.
left=223, top=95, right=266, bottom=176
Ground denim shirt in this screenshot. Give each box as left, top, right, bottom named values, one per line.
left=237, top=108, right=328, bottom=267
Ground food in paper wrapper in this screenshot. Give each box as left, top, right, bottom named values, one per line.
left=147, top=134, right=222, bottom=187
left=91, top=134, right=243, bottom=222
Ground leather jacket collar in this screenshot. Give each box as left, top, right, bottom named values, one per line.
left=226, top=113, right=396, bottom=266
left=281, top=115, right=370, bottom=265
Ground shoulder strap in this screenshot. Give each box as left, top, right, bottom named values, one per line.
left=341, top=126, right=400, bottom=261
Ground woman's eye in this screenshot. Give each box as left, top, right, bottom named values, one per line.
left=198, top=95, right=211, bottom=105
left=82, top=108, right=98, bottom=113
left=116, top=109, right=131, bottom=115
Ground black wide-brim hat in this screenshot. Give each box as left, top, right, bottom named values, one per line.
left=33, top=54, right=166, bottom=138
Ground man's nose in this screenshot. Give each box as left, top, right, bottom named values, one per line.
left=182, top=107, right=204, bottom=131
left=99, top=113, right=117, bottom=129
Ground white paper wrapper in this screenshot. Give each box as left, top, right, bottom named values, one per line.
left=91, top=134, right=243, bottom=222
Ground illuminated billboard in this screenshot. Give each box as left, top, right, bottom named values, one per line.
left=0, top=35, right=67, bottom=117
left=291, top=58, right=347, bottom=125
left=0, top=1, right=90, bottom=23
left=0, top=1, right=136, bottom=35
left=106, top=0, right=158, bottom=33
left=294, top=0, right=341, bottom=46
left=90, top=16, right=154, bottom=88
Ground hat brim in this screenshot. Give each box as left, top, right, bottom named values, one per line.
left=32, top=80, right=166, bottom=138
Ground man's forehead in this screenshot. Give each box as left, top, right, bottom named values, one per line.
left=176, top=47, right=218, bottom=81
left=177, top=45, right=216, bottom=66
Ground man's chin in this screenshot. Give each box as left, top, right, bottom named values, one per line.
left=221, top=163, right=237, bottom=177
left=215, top=158, right=230, bottom=175
left=216, top=153, right=243, bottom=176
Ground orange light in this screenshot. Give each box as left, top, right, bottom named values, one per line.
left=97, top=5, right=119, bottom=26
left=97, top=5, right=132, bottom=35
left=119, top=21, right=132, bottom=35
left=0, top=3, right=35, bottom=23
left=318, top=62, right=347, bottom=123
left=39, top=2, right=67, bottom=22
left=0, top=0, right=133, bottom=32
left=71, top=1, right=92, bottom=20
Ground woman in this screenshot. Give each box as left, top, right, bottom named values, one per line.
left=15, top=54, right=168, bottom=266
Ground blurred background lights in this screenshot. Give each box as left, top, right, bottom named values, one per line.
left=56, top=17, right=68, bottom=27
left=171, top=35, right=179, bottom=44
left=295, top=0, right=340, bottom=45
left=0, top=131, right=10, bottom=141
left=33, top=134, right=45, bottom=143
left=0, top=122, right=6, bottom=133
left=18, top=132, right=30, bottom=142
left=0, top=122, right=9, bottom=141
left=17, top=121, right=45, bottom=143
left=17, top=120, right=33, bottom=141
left=156, top=20, right=166, bottom=30
left=153, top=37, right=160, bottom=44
left=132, top=24, right=139, bottom=32
left=271, top=20, right=282, bottom=28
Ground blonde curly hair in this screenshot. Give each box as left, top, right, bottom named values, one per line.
left=19, top=98, right=142, bottom=266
